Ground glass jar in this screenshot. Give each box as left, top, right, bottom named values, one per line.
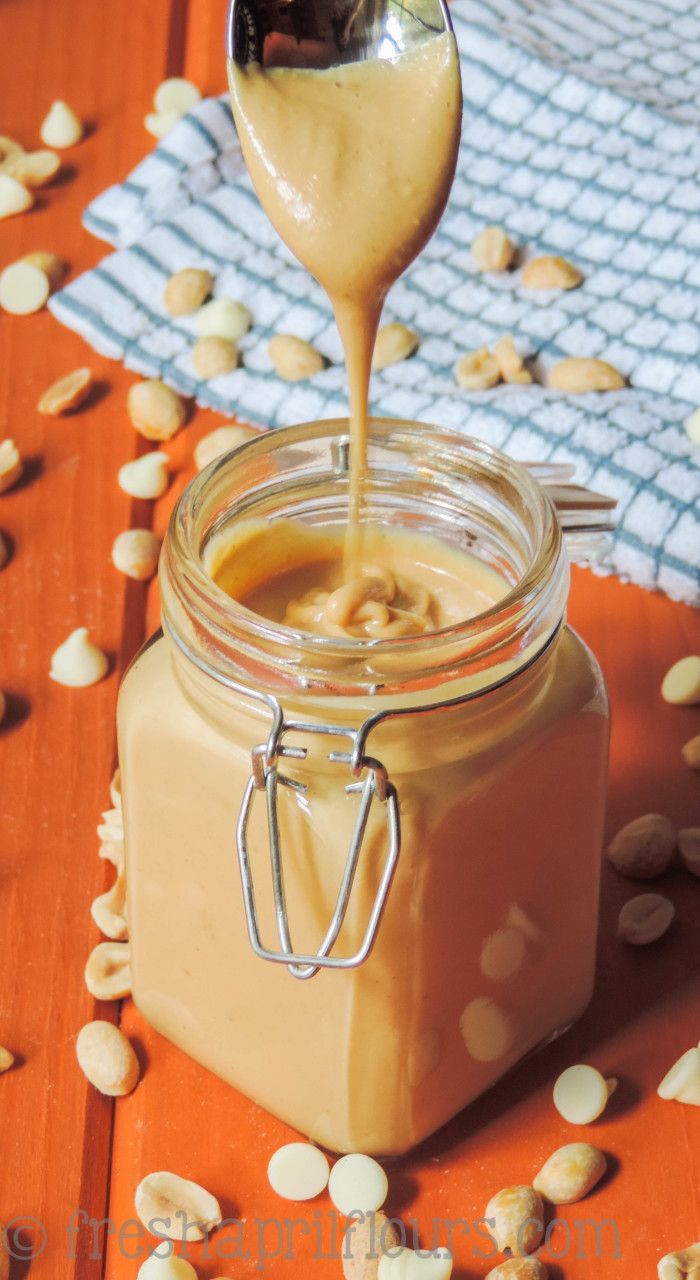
left=117, top=418, right=609, bottom=1156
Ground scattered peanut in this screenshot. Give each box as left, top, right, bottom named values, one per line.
left=377, top=1247, right=452, bottom=1280
left=533, top=1142, right=607, bottom=1204
left=154, top=78, right=202, bottom=117
left=342, top=1211, right=401, bottom=1280
left=196, top=297, right=251, bottom=341
left=484, top=1185, right=544, bottom=1256
left=40, top=100, right=84, bottom=148
left=0, top=172, right=34, bottom=218
left=111, top=529, right=161, bottom=581
left=0, top=261, right=49, bottom=315
left=0, top=136, right=24, bottom=164
left=459, top=996, right=514, bottom=1062
left=0, top=1046, right=14, bottom=1073
left=3, top=149, right=61, bottom=187
left=37, top=366, right=93, bottom=415
left=548, top=357, right=625, bottom=393
left=194, top=424, right=258, bottom=471
left=91, top=873, right=128, bottom=941
left=137, top=1257, right=198, bottom=1280
left=679, top=828, right=700, bottom=877
left=144, top=110, right=183, bottom=139
left=135, top=1171, right=222, bottom=1240
left=455, top=347, right=501, bottom=391
left=494, top=334, right=533, bottom=385
left=662, top=655, right=700, bottom=705
left=267, top=1143, right=330, bottom=1201
left=76, top=1020, right=139, bottom=1096
left=118, top=452, right=169, bottom=500
left=522, top=256, right=583, bottom=290
left=471, top=225, right=515, bottom=273
left=485, top=1261, right=548, bottom=1280
left=269, top=333, right=325, bottom=381
left=22, top=250, right=67, bottom=291
left=127, top=379, right=186, bottom=441
left=682, top=735, right=700, bottom=770
left=0, top=439, right=22, bottom=493
left=685, top=409, right=700, bottom=447
left=85, top=941, right=131, bottom=1000
left=553, top=1064, right=616, bottom=1124
left=607, top=813, right=676, bottom=879
left=163, top=267, right=213, bottom=316
left=658, top=1242, right=700, bottom=1280
left=618, top=892, right=675, bottom=945
left=192, top=335, right=238, bottom=379
left=658, top=1047, right=700, bottom=1106
left=329, top=1154, right=388, bottom=1216
left=371, top=322, right=420, bottom=371
left=50, top=627, right=108, bottom=687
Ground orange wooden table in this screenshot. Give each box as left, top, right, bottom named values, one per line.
left=0, top=2, right=698, bottom=1278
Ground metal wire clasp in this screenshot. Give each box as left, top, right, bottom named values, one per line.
left=236, top=716, right=401, bottom=980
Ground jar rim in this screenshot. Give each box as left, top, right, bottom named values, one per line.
left=161, top=417, right=568, bottom=696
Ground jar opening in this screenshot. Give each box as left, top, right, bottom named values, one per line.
left=161, top=418, right=568, bottom=697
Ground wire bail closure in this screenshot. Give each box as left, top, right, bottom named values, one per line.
left=236, top=714, right=401, bottom=980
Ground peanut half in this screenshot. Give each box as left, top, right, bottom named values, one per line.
left=37, top=367, right=93, bottom=415
left=0, top=1046, right=15, bottom=1073
left=194, top=424, right=258, bottom=471
left=455, top=347, right=501, bottom=391
left=163, top=267, right=213, bottom=316
left=607, top=813, right=676, bottom=879
left=472, top=226, right=515, bottom=273
left=3, top=149, right=61, bottom=188
left=85, top=941, right=131, bottom=1000
left=522, top=256, right=583, bottom=290
left=76, top=1020, right=139, bottom=1096
left=679, top=828, right=700, bottom=878
left=127, top=380, right=186, bottom=441
left=484, top=1185, right=544, bottom=1256
left=118, top=452, right=169, bottom=500
left=494, top=334, right=533, bottom=385
left=658, top=1242, right=700, bottom=1280
left=618, top=893, right=675, bottom=945
left=0, top=136, right=24, bottom=164
left=342, top=1212, right=401, bottom=1280
left=269, top=333, right=325, bottom=381
left=548, top=357, right=625, bottom=393
left=0, top=261, right=49, bottom=315
left=485, top=1261, right=548, bottom=1280
left=0, top=439, right=23, bottom=493
left=192, top=335, right=238, bottom=379
left=658, top=1047, right=700, bottom=1106
left=135, top=1171, right=222, bottom=1241
left=661, top=655, right=700, bottom=706
left=532, top=1142, right=607, bottom=1204
left=372, top=323, right=420, bottom=371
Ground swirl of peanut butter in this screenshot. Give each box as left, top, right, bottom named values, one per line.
left=283, top=563, right=434, bottom=638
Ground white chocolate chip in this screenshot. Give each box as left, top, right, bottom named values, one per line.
left=658, top=1047, right=700, bottom=1106
left=522, top=256, right=583, bottom=290
left=484, top=1185, right=544, bottom=1256
left=607, top=813, right=676, bottom=879
left=0, top=439, right=22, bottom=493
left=118, top=453, right=169, bottom=500
left=154, top=78, right=202, bottom=116
left=84, top=941, right=131, bottom=1000
left=679, top=828, right=700, bottom=878
left=480, top=926, right=527, bottom=981
left=22, top=250, right=67, bottom=291
left=455, top=347, right=501, bottom=391
left=0, top=1045, right=15, bottom=1073
left=371, top=323, right=420, bottom=371
left=0, top=172, right=34, bottom=218
left=459, top=996, right=513, bottom=1062
left=0, top=261, right=49, bottom=315
left=342, top=1211, right=401, bottom=1280
left=194, top=424, right=258, bottom=471
left=329, top=1154, right=388, bottom=1217
left=267, top=1143, right=330, bottom=1201
left=144, top=110, right=183, bottom=139
left=532, top=1142, right=607, bottom=1205
left=112, top=529, right=161, bottom=581
left=378, top=1247, right=452, bottom=1280
left=135, top=1171, right=222, bottom=1240
left=471, top=226, right=515, bottom=273
left=3, top=149, right=61, bottom=187
left=658, top=1242, right=700, bottom=1280
left=40, top=100, right=84, bottom=148
left=137, top=1256, right=198, bottom=1280
left=494, top=334, right=533, bottom=385
left=552, top=1064, right=613, bottom=1124
left=192, top=335, right=238, bottom=379
left=617, top=893, right=675, bottom=945
left=76, top=1020, right=139, bottom=1096
left=37, top=367, right=93, bottom=415
left=164, top=267, right=213, bottom=316
left=50, top=627, right=108, bottom=687
left=682, top=735, right=700, bottom=771
left=91, top=872, right=128, bottom=941
left=485, top=1260, right=548, bottom=1280
left=661, top=655, right=700, bottom=705
left=196, top=297, right=252, bottom=341
left=127, top=380, right=186, bottom=441
left=548, top=357, right=625, bottom=393
left=269, top=333, right=325, bottom=381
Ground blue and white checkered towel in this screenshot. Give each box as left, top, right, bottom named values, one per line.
left=50, top=0, right=700, bottom=605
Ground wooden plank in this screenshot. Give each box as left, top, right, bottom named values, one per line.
left=0, top=2, right=187, bottom=1277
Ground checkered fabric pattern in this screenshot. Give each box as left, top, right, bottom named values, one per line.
left=49, top=0, right=700, bottom=604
